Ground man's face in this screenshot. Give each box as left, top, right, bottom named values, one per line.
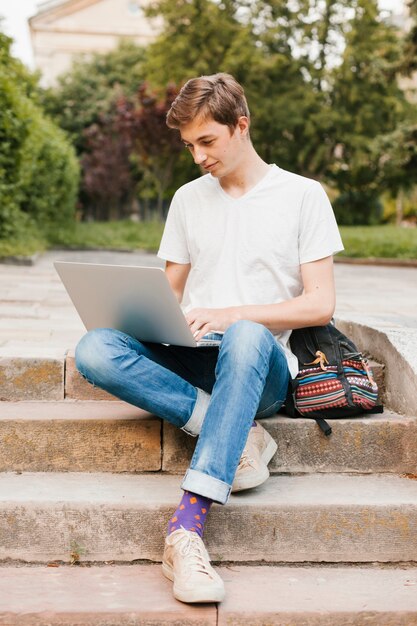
left=180, top=116, right=249, bottom=178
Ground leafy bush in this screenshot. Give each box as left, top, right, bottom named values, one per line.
left=19, top=109, right=80, bottom=235
left=0, top=30, right=79, bottom=246
left=333, top=191, right=383, bottom=226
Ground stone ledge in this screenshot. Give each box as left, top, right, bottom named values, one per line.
left=162, top=411, right=417, bottom=475
left=0, top=472, right=416, bottom=563
left=0, top=356, right=64, bottom=401
left=0, top=401, right=161, bottom=473
left=335, top=317, right=417, bottom=416
left=217, top=564, right=417, bottom=625
left=0, top=564, right=416, bottom=625
left=0, top=564, right=215, bottom=625
left=1, top=401, right=413, bottom=475
left=0, top=253, right=40, bottom=266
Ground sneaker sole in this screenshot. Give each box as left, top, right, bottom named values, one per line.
left=231, top=434, right=278, bottom=493
left=261, top=434, right=278, bottom=466
left=162, top=562, right=225, bottom=603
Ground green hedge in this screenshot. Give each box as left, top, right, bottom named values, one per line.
left=0, top=32, right=79, bottom=244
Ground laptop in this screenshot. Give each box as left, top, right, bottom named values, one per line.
left=54, top=261, right=221, bottom=348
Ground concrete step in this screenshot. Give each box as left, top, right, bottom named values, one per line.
left=0, top=350, right=385, bottom=402
left=0, top=401, right=415, bottom=474
left=0, top=353, right=65, bottom=401
left=0, top=401, right=161, bottom=473
left=0, top=564, right=416, bottom=625
left=0, top=400, right=417, bottom=474
left=0, top=472, right=416, bottom=564
left=165, top=409, right=417, bottom=475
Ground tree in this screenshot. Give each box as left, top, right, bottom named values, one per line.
left=115, top=83, right=186, bottom=218
left=143, top=0, right=250, bottom=86
left=401, top=0, right=417, bottom=75
left=325, top=0, right=409, bottom=224
left=143, top=0, right=327, bottom=176
left=41, top=40, right=147, bottom=154
left=80, top=113, right=137, bottom=221
left=35, top=0, right=415, bottom=226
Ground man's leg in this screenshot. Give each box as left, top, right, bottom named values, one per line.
left=163, top=320, right=289, bottom=603
left=181, top=319, right=290, bottom=503
left=75, top=328, right=227, bottom=602
left=75, top=327, right=218, bottom=435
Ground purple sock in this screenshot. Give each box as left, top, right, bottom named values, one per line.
left=167, top=490, right=212, bottom=538
left=251, top=420, right=257, bottom=428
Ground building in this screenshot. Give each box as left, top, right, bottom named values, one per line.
left=29, top=0, right=160, bottom=86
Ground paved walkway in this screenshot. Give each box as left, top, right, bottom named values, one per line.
left=0, top=250, right=416, bottom=357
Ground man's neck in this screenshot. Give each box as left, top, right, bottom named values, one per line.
left=219, top=148, right=271, bottom=199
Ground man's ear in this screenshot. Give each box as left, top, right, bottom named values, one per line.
left=237, top=116, right=250, bottom=137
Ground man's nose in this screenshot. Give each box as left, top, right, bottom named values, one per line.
left=193, top=148, right=207, bottom=165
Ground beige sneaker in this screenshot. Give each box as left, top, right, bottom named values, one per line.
left=232, top=422, right=277, bottom=492
left=162, top=527, right=225, bottom=603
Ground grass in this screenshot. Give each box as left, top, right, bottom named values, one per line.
left=339, top=225, right=417, bottom=260
left=0, top=221, right=416, bottom=260
left=48, top=220, right=165, bottom=252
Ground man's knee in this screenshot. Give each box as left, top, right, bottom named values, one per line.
left=75, top=327, right=120, bottom=378
left=221, top=320, right=274, bottom=365
left=224, top=319, right=271, bottom=346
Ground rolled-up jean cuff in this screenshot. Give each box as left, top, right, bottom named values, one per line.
left=181, top=388, right=211, bottom=436
left=181, top=468, right=231, bottom=505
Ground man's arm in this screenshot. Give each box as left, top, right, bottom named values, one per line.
left=186, top=256, right=336, bottom=341
left=165, top=260, right=191, bottom=303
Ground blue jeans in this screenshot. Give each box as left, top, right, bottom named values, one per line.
left=75, top=320, right=290, bottom=504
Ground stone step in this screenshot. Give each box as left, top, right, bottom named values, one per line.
left=0, top=401, right=415, bottom=474
left=1, top=401, right=415, bottom=474
left=0, top=472, right=416, bottom=564
left=0, top=564, right=416, bottom=625
left=0, top=350, right=385, bottom=402
left=165, top=409, right=417, bottom=475
left=0, top=401, right=160, bottom=473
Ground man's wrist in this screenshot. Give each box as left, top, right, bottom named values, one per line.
left=230, top=306, right=244, bottom=323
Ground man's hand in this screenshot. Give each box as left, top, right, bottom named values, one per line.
left=185, top=307, right=242, bottom=341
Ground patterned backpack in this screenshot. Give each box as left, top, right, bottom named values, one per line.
left=285, top=322, right=383, bottom=436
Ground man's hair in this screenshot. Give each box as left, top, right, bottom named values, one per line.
left=166, top=73, right=250, bottom=131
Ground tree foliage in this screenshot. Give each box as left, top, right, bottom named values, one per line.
left=115, top=83, right=186, bottom=217
left=41, top=40, right=147, bottom=153
left=38, top=0, right=416, bottom=225
left=401, top=0, right=417, bottom=75
left=0, top=30, right=79, bottom=242
left=80, top=112, right=136, bottom=221
left=325, top=0, right=408, bottom=223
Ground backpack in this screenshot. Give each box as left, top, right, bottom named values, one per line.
left=284, top=322, right=383, bottom=436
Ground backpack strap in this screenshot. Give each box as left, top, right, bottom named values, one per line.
left=315, top=418, right=332, bottom=437
left=314, top=405, right=384, bottom=437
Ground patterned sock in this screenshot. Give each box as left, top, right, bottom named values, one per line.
left=167, top=490, right=212, bottom=538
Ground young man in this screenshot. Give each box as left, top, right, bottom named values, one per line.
left=75, top=73, right=343, bottom=604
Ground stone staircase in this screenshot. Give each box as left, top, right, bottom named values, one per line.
left=0, top=338, right=417, bottom=624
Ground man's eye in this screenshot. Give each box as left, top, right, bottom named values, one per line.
left=202, top=140, right=213, bottom=145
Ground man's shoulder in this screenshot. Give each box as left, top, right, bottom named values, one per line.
left=174, top=173, right=214, bottom=199
left=272, top=166, right=321, bottom=192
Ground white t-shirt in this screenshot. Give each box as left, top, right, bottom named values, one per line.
left=157, top=164, right=344, bottom=377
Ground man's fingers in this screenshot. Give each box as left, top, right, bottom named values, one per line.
left=195, top=323, right=211, bottom=342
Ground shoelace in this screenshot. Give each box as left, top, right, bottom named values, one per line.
left=237, top=448, right=256, bottom=470
left=173, top=528, right=214, bottom=577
